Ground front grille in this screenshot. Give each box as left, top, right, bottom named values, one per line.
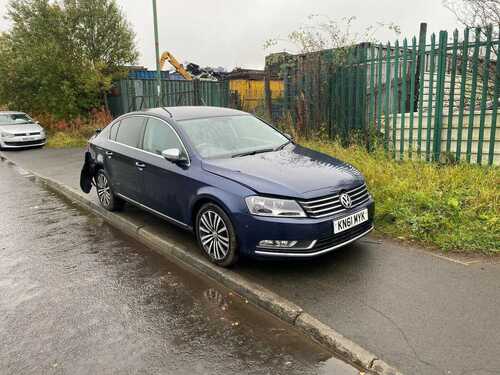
left=298, top=183, right=370, bottom=219
left=312, top=221, right=372, bottom=252
left=11, top=132, right=40, bottom=136
left=5, top=138, right=46, bottom=146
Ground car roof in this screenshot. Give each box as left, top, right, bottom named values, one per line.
left=145, top=106, right=248, bottom=121
left=0, top=111, right=27, bottom=115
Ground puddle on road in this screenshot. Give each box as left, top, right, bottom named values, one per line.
left=0, top=161, right=359, bottom=375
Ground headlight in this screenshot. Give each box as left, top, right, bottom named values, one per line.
left=0, top=132, right=14, bottom=138
left=245, top=196, right=306, bottom=217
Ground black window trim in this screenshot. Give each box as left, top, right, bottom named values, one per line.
left=113, top=115, right=146, bottom=148
left=109, top=114, right=191, bottom=166
left=108, top=120, right=121, bottom=141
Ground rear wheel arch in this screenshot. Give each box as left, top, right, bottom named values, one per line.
left=95, top=168, right=124, bottom=211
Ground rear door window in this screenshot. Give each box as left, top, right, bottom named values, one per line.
left=142, top=118, right=183, bottom=155
left=115, top=116, right=145, bottom=148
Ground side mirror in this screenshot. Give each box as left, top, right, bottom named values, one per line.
left=162, top=148, right=187, bottom=163
left=35, top=121, right=40, bottom=125
left=95, top=128, right=102, bottom=135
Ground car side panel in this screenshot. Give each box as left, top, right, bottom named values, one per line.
left=92, top=141, right=145, bottom=202
left=139, top=152, right=195, bottom=224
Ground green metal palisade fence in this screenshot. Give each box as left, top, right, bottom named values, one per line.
left=108, top=79, right=231, bottom=117
left=277, top=23, right=500, bottom=165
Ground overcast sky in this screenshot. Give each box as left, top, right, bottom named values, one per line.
left=0, top=0, right=460, bottom=70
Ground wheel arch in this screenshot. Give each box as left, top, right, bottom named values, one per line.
left=189, top=187, right=244, bottom=230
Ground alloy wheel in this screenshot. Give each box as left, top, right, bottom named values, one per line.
left=96, top=172, right=111, bottom=207
left=198, top=210, right=230, bottom=261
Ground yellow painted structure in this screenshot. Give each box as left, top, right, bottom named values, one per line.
left=229, top=79, right=283, bottom=111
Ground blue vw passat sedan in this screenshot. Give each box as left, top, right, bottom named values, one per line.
left=80, top=107, right=374, bottom=267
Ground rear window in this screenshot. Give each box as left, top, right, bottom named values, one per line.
left=115, top=117, right=145, bottom=148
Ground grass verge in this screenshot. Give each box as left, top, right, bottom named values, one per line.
left=301, top=140, right=499, bottom=255
left=46, top=131, right=89, bottom=148
left=37, top=109, right=111, bottom=149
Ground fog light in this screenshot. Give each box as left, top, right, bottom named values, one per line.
left=258, top=240, right=298, bottom=248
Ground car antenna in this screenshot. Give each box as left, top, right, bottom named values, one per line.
left=162, top=107, right=173, bottom=118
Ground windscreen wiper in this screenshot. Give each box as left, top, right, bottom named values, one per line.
left=231, top=148, right=274, bottom=158
left=274, top=140, right=291, bottom=151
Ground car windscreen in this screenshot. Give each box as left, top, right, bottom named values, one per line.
left=0, top=114, right=32, bottom=125
left=176, top=115, right=289, bottom=159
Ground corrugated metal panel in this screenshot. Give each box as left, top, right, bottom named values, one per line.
left=229, top=79, right=283, bottom=111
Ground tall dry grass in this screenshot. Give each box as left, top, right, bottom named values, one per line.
left=301, top=139, right=499, bottom=254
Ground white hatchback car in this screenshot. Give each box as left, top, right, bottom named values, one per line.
left=0, top=112, right=46, bottom=149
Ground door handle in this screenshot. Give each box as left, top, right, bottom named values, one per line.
left=135, top=162, right=146, bottom=168
left=105, top=151, right=113, bottom=156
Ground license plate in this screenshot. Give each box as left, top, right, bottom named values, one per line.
left=333, top=209, right=368, bottom=234
left=22, top=137, right=34, bottom=141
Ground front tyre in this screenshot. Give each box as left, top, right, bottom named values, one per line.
left=95, top=169, right=124, bottom=211
left=196, top=203, right=239, bottom=267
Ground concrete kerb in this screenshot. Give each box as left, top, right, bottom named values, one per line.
left=0, top=153, right=403, bottom=375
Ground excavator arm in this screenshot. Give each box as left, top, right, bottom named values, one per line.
left=159, top=51, right=193, bottom=81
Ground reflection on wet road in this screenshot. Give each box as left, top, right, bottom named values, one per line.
left=0, top=162, right=358, bottom=375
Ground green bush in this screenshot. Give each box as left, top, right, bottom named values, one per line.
left=301, top=139, right=499, bottom=255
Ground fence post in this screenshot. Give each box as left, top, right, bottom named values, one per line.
left=283, top=65, right=290, bottom=114
left=400, top=38, right=409, bottom=160
left=392, top=40, right=400, bottom=158
left=369, top=44, right=376, bottom=128
left=408, top=37, right=418, bottom=158
left=445, top=29, right=459, bottom=155
left=488, top=31, right=499, bottom=166
left=477, top=25, right=493, bottom=164
left=264, top=70, right=273, bottom=122
left=433, top=30, right=448, bottom=162
left=466, top=28, right=481, bottom=163
left=426, top=33, right=437, bottom=162
left=456, top=27, right=470, bottom=161
left=384, top=42, right=392, bottom=151
left=416, top=23, right=428, bottom=157
left=193, top=79, right=201, bottom=106
left=376, top=44, right=384, bottom=132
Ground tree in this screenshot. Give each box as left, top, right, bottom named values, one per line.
left=443, top=0, right=500, bottom=28
left=264, top=15, right=401, bottom=55
left=64, top=0, right=138, bottom=108
left=443, top=0, right=499, bottom=96
left=0, top=0, right=137, bottom=118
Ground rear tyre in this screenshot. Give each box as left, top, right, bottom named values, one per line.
left=195, top=203, right=239, bottom=267
left=95, top=169, right=124, bottom=211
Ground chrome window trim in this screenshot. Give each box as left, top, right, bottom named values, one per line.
left=254, top=225, right=373, bottom=257
left=107, top=114, right=191, bottom=166
left=116, top=193, right=192, bottom=230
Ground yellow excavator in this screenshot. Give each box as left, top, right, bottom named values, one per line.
left=159, top=51, right=193, bottom=81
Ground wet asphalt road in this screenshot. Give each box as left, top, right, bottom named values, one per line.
left=0, top=162, right=359, bottom=374
left=3, top=147, right=500, bottom=375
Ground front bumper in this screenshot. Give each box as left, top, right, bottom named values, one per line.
left=0, top=136, right=46, bottom=149
left=234, top=198, right=374, bottom=258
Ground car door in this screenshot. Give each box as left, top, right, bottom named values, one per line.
left=105, top=115, right=147, bottom=203
left=139, top=117, right=190, bottom=224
